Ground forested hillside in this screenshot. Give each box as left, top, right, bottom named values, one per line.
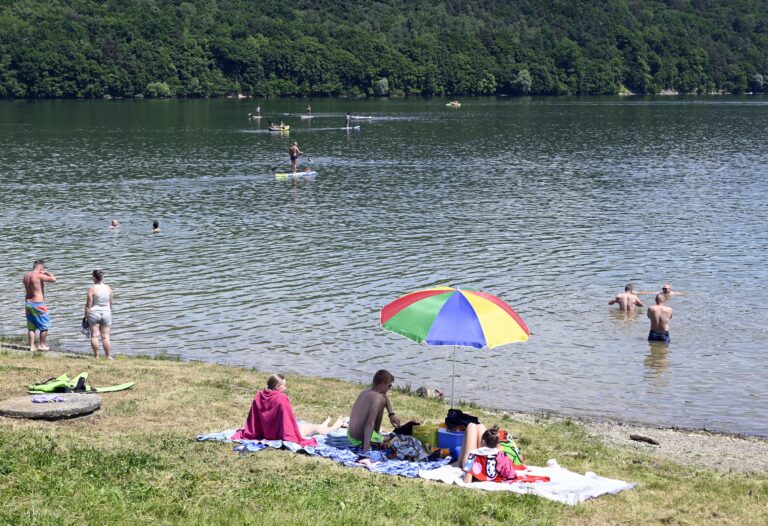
left=1, top=0, right=766, bottom=98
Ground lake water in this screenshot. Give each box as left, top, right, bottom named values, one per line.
left=1, top=97, right=767, bottom=436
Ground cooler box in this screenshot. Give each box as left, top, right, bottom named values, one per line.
left=438, top=427, right=464, bottom=460
left=412, top=424, right=439, bottom=451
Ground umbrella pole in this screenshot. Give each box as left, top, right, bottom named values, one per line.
left=450, top=345, right=456, bottom=408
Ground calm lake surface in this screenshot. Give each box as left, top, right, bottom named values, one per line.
left=1, top=97, right=767, bottom=436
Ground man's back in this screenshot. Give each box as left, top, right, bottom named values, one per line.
left=648, top=304, right=672, bottom=331
left=23, top=271, right=44, bottom=301
left=348, top=389, right=384, bottom=441
left=613, top=292, right=641, bottom=311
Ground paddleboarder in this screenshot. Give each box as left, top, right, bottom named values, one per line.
left=289, top=141, right=302, bottom=173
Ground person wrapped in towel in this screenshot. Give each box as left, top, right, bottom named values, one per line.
left=231, top=374, right=343, bottom=447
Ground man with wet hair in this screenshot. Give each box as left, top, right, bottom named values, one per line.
left=23, top=260, right=57, bottom=351
left=608, top=284, right=644, bottom=311
left=348, top=369, right=402, bottom=451
left=647, top=293, right=673, bottom=343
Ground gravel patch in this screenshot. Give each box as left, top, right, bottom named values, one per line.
left=492, top=409, right=768, bottom=474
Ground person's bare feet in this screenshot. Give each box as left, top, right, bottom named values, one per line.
left=37, top=344, right=50, bottom=351
left=328, top=416, right=344, bottom=433
left=29, top=346, right=37, bottom=352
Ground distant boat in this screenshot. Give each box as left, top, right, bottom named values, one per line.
left=269, top=124, right=290, bottom=132
left=446, top=101, right=461, bottom=108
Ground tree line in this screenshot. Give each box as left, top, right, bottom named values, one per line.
left=1, top=0, right=766, bottom=98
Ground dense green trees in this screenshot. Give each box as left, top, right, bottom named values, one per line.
left=1, top=0, right=766, bottom=98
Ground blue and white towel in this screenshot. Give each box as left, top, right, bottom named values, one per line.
left=196, top=429, right=449, bottom=477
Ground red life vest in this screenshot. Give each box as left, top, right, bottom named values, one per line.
left=466, top=448, right=506, bottom=482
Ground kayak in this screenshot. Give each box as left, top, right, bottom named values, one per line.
left=269, top=125, right=290, bottom=131
left=276, top=171, right=317, bottom=178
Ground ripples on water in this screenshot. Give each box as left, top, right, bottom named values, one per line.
left=1, top=97, right=767, bottom=436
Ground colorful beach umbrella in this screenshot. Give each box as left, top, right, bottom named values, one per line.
left=380, top=287, right=530, bottom=406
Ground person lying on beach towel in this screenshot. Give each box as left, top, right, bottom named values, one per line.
left=231, top=374, right=343, bottom=447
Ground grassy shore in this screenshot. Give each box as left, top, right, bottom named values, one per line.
left=0, top=348, right=766, bottom=525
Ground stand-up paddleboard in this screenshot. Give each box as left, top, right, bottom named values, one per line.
left=349, top=115, right=373, bottom=120
left=341, top=125, right=361, bottom=130
left=276, top=171, right=317, bottom=178
left=248, top=113, right=262, bottom=119
left=300, top=115, right=314, bottom=119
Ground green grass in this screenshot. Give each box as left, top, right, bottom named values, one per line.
left=0, top=348, right=766, bottom=525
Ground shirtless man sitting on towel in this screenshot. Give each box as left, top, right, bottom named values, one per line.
left=348, top=369, right=402, bottom=452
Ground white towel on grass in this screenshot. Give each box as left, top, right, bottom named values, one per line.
left=418, top=459, right=636, bottom=505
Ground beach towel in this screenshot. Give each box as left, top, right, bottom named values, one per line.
left=419, top=459, right=636, bottom=505
left=230, top=390, right=317, bottom=447
left=197, top=429, right=449, bottom=478
left=196, top=430, right=635, bottom=503
left=25, top=301, right=50, bottom=332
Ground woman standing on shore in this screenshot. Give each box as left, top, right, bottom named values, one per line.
left=84, top=269, right=113, bottom=359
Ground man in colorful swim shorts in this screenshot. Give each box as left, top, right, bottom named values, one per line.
left=348, top=369, right=402, bottom=452
left=647, top=293, right=672, bottom=343
left=23, top=260, right=57, bottom=351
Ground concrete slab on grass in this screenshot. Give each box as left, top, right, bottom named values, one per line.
left=0, top=393, right=102, bottom=420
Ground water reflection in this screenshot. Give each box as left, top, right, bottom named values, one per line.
left=645, top=342, right=670, bottom=377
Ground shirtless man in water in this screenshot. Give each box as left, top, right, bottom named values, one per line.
left=23, top=260, right=57, bottom=351
left=608, top=284, right=644, bottom=311
left=288, top=141, right=302, bottom=173
left=647, top=293, right=673, bottom=343
left=348, top=370, right=402, bottom=452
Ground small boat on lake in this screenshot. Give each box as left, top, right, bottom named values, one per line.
left=446, top=101, right=461, bottom=108
left=269, top=124, right=290, bottom=132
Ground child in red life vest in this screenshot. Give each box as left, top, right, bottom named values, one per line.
left=462, top=426, right=517, bottom=483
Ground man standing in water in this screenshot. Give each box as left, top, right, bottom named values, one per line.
left=348, top=370, right=402, bottom=452
left=608, top=284, right=644, bottom=311
left=647, top=293, right=673, bottom=343
left=289, top=141, right=302, bottom=173
left=23, top=260, right=57, bottom=351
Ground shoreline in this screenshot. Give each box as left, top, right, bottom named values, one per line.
left=3, top=343, right=766, bottom=474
